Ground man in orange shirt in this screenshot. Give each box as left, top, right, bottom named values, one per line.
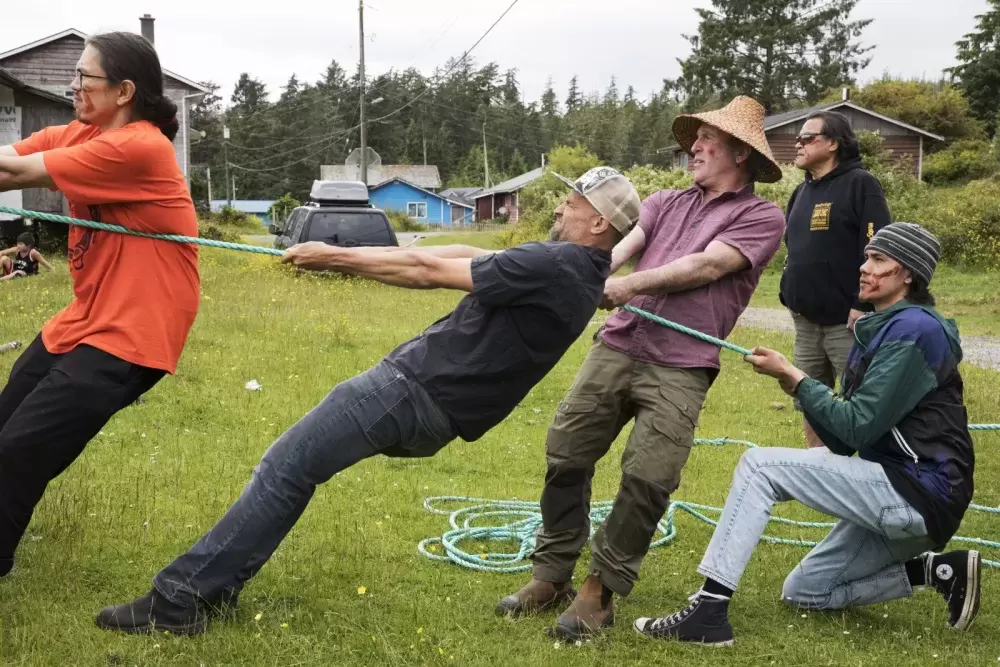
left=0, top=32, right=199, bottom=575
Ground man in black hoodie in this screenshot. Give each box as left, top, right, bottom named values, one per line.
left=779, top=110, right=892, bottom=448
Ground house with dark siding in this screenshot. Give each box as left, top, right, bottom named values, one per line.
left=662, top=100, right=944, bottom=181
left=0, top=67, right=74, bottom=227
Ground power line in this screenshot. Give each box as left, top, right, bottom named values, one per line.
left=223, top=0, right=523, bottom=177
left=360, top=0, right=524, bottom=129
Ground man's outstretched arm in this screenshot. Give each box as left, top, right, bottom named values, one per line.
left=0, top=153, right=52, bottom=192
left=282, top=241, right=474, bottom=291
left=346, top=244, right=492, bottom=259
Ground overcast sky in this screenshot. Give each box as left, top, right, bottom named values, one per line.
left=4, top=0, right=990, bottom=107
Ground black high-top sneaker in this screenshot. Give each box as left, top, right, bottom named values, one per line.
left=633, top=590, right=734, bottom=647
left=925, top=550, right=981, bottom=631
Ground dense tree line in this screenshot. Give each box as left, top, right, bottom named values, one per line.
left=187, top=59, right=684, bottom=207
left=186, top=0, right=1000, bottom=206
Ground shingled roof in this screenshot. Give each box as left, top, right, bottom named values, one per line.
left=320, top=164, right=443, bottom=190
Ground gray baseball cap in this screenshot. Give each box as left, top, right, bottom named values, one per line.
left=552, top=166, right=641, bottom=235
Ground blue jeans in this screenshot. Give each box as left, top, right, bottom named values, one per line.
left=698, top=447, right=937, bottom=610
left=154, top=360, right=456, bottom=606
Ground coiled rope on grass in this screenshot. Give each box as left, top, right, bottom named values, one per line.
left=2, top=205, right=997, bottom=569
left=417, top=435, right=1000, bottom=572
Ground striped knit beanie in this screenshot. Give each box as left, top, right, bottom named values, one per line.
left=865, top=222, right=941, bottom=284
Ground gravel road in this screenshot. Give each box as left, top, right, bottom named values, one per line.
left=738, top=307, right=1000, bottom=372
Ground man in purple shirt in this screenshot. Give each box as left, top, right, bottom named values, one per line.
left=497, top=96, right=787, bottom=640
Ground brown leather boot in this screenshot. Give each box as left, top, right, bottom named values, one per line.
left=496, top=578, right=576, bottom=617
left=548, top=574, right=614, bottom=640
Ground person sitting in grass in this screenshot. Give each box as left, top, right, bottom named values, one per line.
left=1, top=232, right=53, bottom=281
left=632, top=222, right=979, bottom=647
left=95, top=167, right=643, bottom=636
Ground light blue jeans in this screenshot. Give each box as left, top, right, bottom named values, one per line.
left=698, top=447, right=937, bottom=610
left=154, top=360, right=457, bottom=607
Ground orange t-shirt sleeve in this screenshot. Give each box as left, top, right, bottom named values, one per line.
left=12, top=125, right=68, bottom=155
left=42, top=132, right=177, bottom=209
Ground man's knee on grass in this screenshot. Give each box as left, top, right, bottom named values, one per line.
left=781, top=567, right=838, bottom=611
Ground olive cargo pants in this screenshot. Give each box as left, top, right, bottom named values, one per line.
left=530, top=339, right=710, bottom=596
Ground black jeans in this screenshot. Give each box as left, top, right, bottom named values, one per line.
left=0, top=335, right=164, bottom=558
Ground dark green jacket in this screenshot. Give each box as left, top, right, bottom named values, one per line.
left=796, top=300, right=975, bottom=546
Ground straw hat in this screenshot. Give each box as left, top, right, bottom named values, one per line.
left=671, top=95, right=783, bottom=184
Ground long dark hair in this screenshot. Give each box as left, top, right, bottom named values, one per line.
left=908, top=275, right=936, bottom=306
left=807, top=110, right=861, bottom=163
left=86, top=32, right=179, bottom=141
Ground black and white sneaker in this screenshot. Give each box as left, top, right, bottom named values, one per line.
left=633, top=591, right=734, bottom=647
left=926, top=550, right=981, bottom=631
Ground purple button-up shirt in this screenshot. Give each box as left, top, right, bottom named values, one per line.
left=600, top=184, right=785, bottom=371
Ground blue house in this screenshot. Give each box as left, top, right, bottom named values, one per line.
left=210, top=200, right=276, bottom=226
left=368, top=178, right=475, bottom=226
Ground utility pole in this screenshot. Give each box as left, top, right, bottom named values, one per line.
left=232, top=175, right=237, bottom=201
left=358, top=0, right=368, bottom=187
left=541, top=153, right=546, bottom=169
left=223, top=125, right=231, bottom=207
left=482, top=123, right=490, bottom=189
left=206, top=166, right=213, bottom=208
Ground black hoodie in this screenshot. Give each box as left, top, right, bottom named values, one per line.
left=779, top=157, right=892, bottom=325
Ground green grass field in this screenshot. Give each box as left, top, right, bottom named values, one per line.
left=750, top=266, right=1000, bottom=337
left=0, top=245, right=997, bottom=666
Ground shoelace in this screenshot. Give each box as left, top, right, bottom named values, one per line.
left=649, top=593, right=702, bottom=631
left=648, top=590, right=731, bottom=632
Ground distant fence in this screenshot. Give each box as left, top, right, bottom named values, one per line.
left=426, top=221, right=509, bottom=233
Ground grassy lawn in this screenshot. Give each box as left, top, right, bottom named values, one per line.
left=0, top=250, right=997, bottom=666
left=751, top=266, right=1000, bottom=337
left=418, top=231, right=507, bottom=250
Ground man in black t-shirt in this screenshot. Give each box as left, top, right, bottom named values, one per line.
left=96, top=167, right=643, bottom=636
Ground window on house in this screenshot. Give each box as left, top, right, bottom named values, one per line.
left=407, top=202, right=428, bottom=219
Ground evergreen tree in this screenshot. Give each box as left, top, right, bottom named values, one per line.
left=676, top=0, right=874, bottom=113
left=948, top=0, right=1000, bottom=136
left=565, top=75, right=581, bottom=111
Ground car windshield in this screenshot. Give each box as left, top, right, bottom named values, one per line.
left=307, top=211, right=390, bottom=243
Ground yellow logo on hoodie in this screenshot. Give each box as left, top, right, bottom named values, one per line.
left=810, top=203, right=831, bottom=231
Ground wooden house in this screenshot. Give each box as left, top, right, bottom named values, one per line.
left=473, top=167, right=546, bottom=222
left=663, top=100, right=945, bottom=181
left=0, top=67, right=74, bottom=225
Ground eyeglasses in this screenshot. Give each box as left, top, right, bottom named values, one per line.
left=795, top=132, right=825, bottom=146
left=71, top=69, right=110, bottom=86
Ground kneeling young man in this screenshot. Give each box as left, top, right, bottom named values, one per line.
left=634, top=222, right=978, bottom=646
left=95, top=167, right=641, bottom=636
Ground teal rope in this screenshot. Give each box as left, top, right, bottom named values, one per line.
left=0, top=205, right=284, bottom=257
left=6, top=203, right=998, bottom=432
left=3, top=205, right=996, bottom=571
left=622, top=305, right=753, bottom=356
left=418, top=438, right=1000, bottom=572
